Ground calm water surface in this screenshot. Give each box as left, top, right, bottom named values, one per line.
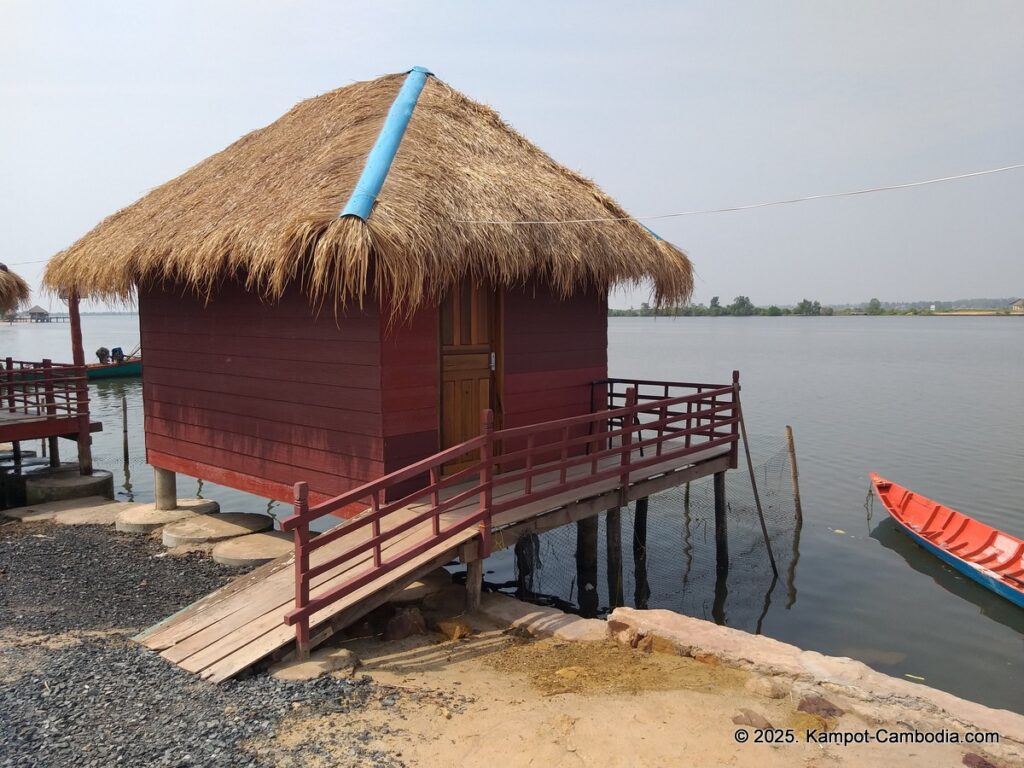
left=2, top=314, right=1021, bottom=712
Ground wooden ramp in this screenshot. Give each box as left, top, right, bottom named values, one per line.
left=135, top=444, right=731, bottom=682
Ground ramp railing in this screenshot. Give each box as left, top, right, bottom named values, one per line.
left=281, top=373, right=742, bottom=657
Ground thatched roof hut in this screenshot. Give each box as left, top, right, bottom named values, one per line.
left=41, top=68, right=696, bottom=506
left=0, top=265, right=30, bottom=314
left=44, top=68, right=691, bottom=311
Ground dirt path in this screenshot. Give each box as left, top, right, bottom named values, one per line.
left=268, top=625, right=1006, bottom=768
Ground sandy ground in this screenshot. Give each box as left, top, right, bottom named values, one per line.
left=262, top=621, right=1008, bottom=768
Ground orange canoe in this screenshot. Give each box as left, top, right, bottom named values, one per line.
left=870, top=474, right=1024, bottom=608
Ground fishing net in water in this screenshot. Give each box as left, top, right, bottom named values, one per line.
left=495, top=434, right=802, bottom=635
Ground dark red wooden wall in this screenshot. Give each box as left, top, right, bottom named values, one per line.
left=140, top=283, right=385, bottom=504
left=501, top=282, right=608, bottom=429
left=139, top=279, right=607, bottom=507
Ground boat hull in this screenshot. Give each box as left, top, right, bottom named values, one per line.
left=870, top=474, right=1024, bottom=609
left=86, top=359, right=142, bottom=380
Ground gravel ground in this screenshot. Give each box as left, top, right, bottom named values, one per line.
left=0, top=520, right=407, bottom=768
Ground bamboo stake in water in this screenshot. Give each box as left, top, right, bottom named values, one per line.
left=785, top=425, right=803, bottom=523
left=121, top=394, right=129, bottom=462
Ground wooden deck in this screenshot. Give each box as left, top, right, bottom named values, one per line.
left=136, top=442, right=731, bottom=682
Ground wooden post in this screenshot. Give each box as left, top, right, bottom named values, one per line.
left=632, top=496, right=650, bottom=609
left=729, top=370, right=740, bottom=469
left=121, top=393, right=129, bottom=463
left=292, top=481, right=311, bottom=660
left=514, top=533, right=539, bottom=600
left=785, top=425, right=803, bottom=523
left=605, top=507, right=624, bottom=608
left=619, top=387, right=637, bottom=505
left=478, top=408, right=494, bottom=558
left=466, top=558, right=483, bottom=613
left=67, top=292, right=93, bottom=475
left=153, top=466, right=177, bottom=511
left=41, top=360, right=60, bottom=467
left=575, top=516, right=599, bottom=617
left=713, top=470, right=729, bottom=575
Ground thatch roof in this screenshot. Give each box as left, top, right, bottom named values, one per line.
left=44, top=70, right=692, bottom=312
left=0, top=265, right=30, bottom=314
left=27, top=305, right=48, bottom=315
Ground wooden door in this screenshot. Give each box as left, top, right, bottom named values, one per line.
left=440, top=281, right=496, bottom=472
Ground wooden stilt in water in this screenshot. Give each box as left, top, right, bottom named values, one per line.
left=514, top=533, right=539, bottom=600
left=575, top=516, right=599, bottom=617
left=121, top=394, right=129, bottom=463
left=606, top=508, right=624, bottom=608
left=465, top=558, right=483, bottom=612
left=785, top=425, right=803, bottom=523
left=633, top=496, right=650, bottom=609
left=713, top=470, right=729, bottom=575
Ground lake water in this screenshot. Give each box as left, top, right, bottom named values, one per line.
left=2, top=314, right=1021, bottom=713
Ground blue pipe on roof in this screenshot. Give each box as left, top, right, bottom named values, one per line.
left=340, top=66, right=432, bottom=221
left=640, top=223, right=663, bottom=241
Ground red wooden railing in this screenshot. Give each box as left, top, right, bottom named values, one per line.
left=0, top=358, right=91, bottom=467
left=281, top=374, right=742, bottom=656
left=1, top=358, right=85, bottom=416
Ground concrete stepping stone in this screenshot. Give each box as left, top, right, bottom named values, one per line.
left=212, top=531, right=293, bottom=567
left=161, top=513, right=271, bottom=548
left=3, top=496, right=129, bottom=525
left=115, top=499, right=220, bottom=533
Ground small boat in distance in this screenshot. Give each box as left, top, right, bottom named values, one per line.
left=87, top=344, right=142, bottom=380
left=86, top=355, right=142, bottom=380
left=870, top=474, right=1024, bottom=608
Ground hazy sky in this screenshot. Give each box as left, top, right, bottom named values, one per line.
left=2, top=1, right=1021, bottom=310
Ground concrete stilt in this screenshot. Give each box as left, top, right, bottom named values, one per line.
left=154, top=467, right=178, bottom=511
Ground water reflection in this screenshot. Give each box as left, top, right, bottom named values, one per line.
left=870, top=517, right=1024, bottom=635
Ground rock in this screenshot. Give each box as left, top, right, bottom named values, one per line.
left=963, top=753, right=998, bottom=768
left=797, top=694, right=844, bottom=719
left=382, top=606, right=427, bottom=642
left=732, top=709, right=773, bottom=729
left=436, top=618, right=473, bottom=641
left=389, top=568, right=452, bottom=605
left=161, top=513, right=272, bottom=547
left=745, top=676, right=788, bottom=699
left=115, top=499, right=219, bottom=533
left=269, top=647, right=360, bottom=681
left=212, top=531, right=292, bottom=567
left=422, top=583, right=469, bottom=615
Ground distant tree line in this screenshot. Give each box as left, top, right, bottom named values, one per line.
left=609, top=296, right=834, bottom=317
left=608, top=296, right=1019, bottom=317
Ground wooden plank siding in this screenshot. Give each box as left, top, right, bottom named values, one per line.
left=139, top=283, right=385, bottom=504
left=501, top=283, right=608, bottom=429
left=380, top=304, right=440, bottom=499
left=138, top=280, right=607, bottom=508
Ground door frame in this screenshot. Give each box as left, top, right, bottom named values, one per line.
left=436, top=283, right=503, bottom=453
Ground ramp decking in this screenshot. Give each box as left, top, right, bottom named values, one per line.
left=136, top=443, right=731, bottom=682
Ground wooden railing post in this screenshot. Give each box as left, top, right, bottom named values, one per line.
left=4, top=357, right=14, bottom=414
left=478, top=409, right=494, bottom=559
left=68, top=292, right=93, bottom=475
left=730, top=370, right=741, bottom=469
left=41, top=360, right=60, bottom=467
left=292, top=481, right=311, bottom=660
left=619, top=387, right=637, bottom=503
